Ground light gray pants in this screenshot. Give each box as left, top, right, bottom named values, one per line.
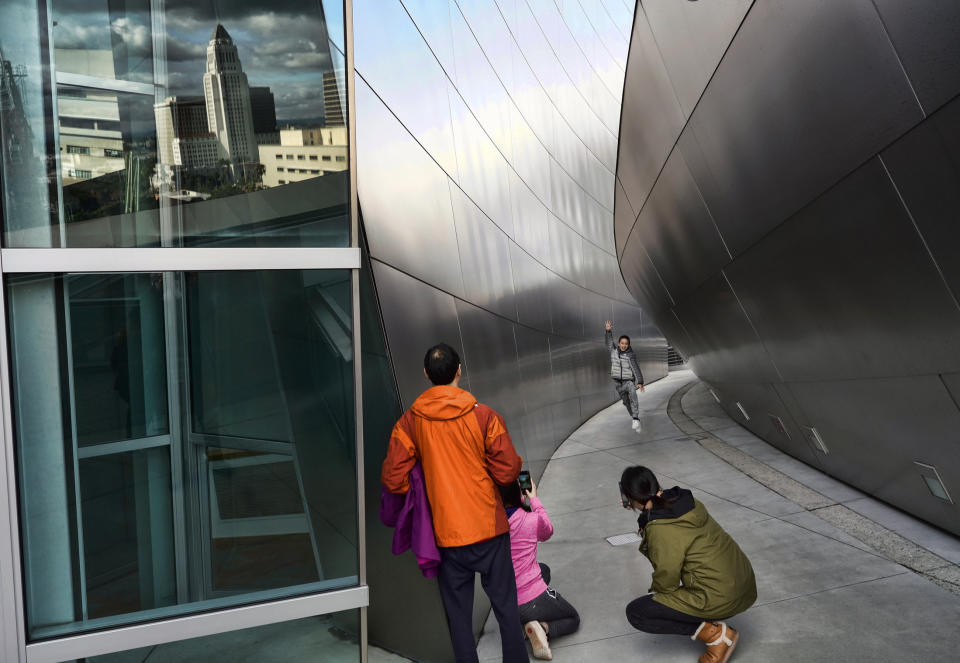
left=614, top=379, right=639, bottom=419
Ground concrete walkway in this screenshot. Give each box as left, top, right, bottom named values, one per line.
left=476, top=370, right=960, bottom=662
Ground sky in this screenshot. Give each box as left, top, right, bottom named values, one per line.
left=50, top=0, right=345, bottom=122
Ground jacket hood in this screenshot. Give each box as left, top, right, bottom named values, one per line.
left=643, top=487, right=704, bottom=528
left=411, top=385, right=477, bottom=421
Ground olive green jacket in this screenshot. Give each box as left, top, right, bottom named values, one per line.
left=641, top=498, right=757, bottom=619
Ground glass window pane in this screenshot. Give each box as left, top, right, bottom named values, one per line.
left=7, top=270, right=358, bottom=639
left=69, top=274, right=169, bottom=446
left=51, top=0, right=154, bottom=84
left=67, top=610, right=361, bottom=662
left=2, top=1, right=350, bottom=248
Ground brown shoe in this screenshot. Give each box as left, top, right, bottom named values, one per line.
left=524, top=620, right=552, bottom=660
left=692, top=621, right=739, bottom=663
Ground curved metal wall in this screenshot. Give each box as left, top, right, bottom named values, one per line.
left=354, top=1, right=665, bottom=660
left=617, top=0, right=960, bottom=538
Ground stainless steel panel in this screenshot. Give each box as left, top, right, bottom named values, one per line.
left=507, top=170, right=553, bottom=266
left=786, top=376, right=960, bottom=535
left=515, top=325, right=560, bottom=462
left=611, top=301, right=643, bottom=338
left=548, top=333, right=582, bottom=404
left=682, top=0, right=924, bottom=257
left=447, top=89, right=515, bottom=238
left=619, top=235, right=672, bottom=314
left=562, top=0, right=628, bottom=103
left=725, top=158, right=960, bottom=381
left=581, top=292, right=614, bottom=342
left=548, top=274, right=585, bottom=338
left=582, top=242, right=616, bottom=296
left=449, top=182, right=519, bottom=320
left=355, top=0, right=458, bottom=175
left=547, top=214, right=585, bottom=287
left=369, top=260, right=465, bottom=408
left=527, top=0, right=620, bottom=137
left=456, top=0, right=517, bottom=96
left=672, top=272, right=779, bottom=384
left=454, top=299, right=524, bottom=431
left=641, top=0, right=751, bottom=117
left=882, top=96, right=960, bottom=302
left=712, top=381, right=822, bottom=470
left=616, top=5, right=686, bottom=215
left=508, top=104, right=554, bottom=206
left=871, top=0, right=960, bottom=114
left=401, top=0, right=458, bottom=85
left=508, top=242, right=553, bottom=333
left=633, top=148, right=730, bottom=302
left=449, top=3, right=515, bottom=163
left=355, top=80, right=466, bottom=299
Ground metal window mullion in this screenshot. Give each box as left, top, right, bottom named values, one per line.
left=0, top=263, right=27, bottom=661
left=24, top=585, right=369, bottom=663
left=60, top=279, right=88, bottom=621
left=0, top=248, right=361, bottom=274
left=75, top=435, right=171, bottom=460
left=344, top=0, right=366, bottom=659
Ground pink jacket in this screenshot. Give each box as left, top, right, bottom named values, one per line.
left=507, top=497, right=553, bottom=604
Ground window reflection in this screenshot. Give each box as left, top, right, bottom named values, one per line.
left=2, top=0, right=350, bottom=247
left=51, top=0, right=154, bottom=84
left=8, top=270, right=358, bottom=639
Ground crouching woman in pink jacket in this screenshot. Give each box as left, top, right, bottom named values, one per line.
left=499, top=477, right=580, bottom=660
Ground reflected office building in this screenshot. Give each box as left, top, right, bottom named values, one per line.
left=0, top=1, right=655, bottom=662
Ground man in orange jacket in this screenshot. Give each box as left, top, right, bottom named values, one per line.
left=382, top=343, right=528, bottom=663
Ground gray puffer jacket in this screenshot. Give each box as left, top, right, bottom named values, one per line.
left=606, top=330, right=643, bottom=384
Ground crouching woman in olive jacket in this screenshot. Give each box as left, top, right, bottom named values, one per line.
left=620, top=466, right=757, bottom=663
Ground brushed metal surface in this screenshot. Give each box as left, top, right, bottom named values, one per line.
left=725, top=158, right=960, bottom=381
left=448, top=182, right=518, bottom=320
left=582, top=241, right=616, bottom=297
left=369, top=260, right=466, bottom=409
left=871, top=0, right=960, bottom=114
left=786, top=376, right=960, bottom=535
left=548, top=274, right=585, bottom=339
left=547, top=214, right=586, bottom=287
left=615, top=177, right=637, bottom=259
left=454, top=299, right=524, bottom=435
left=619, top=235, right=673, bottom=314
left=616, top=5, right=685, bottom=216
left=355, top=80, right=466, bottom=299
left=683, top=0, right=924, bottom=257
left=448, top=90, right=515, bottom=238
left=355, top=0, right=458, bottom=175
left=672, top=273, right=779, bottom=384
left=641, top=0, right=751, bottom=117
left=881, top=96, right=960, bottom=304
left=615, top=0, right=960, bottom=538
left=508, top=242, right=553, bottom=332
left=633, top=148, right=730, bottom=303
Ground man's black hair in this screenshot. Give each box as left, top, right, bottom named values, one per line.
left=618, top=334, right=631, bottom=346
left=424, top=342, right=461, bottom=385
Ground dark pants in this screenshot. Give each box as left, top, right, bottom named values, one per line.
left=517, top=564, right=580, bottom=638
left=438, top=533, right=529, bottom=663
left=626, top=594, right=706, bottom=636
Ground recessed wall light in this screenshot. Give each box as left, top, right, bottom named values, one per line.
left=768, top=414, right=790, bottom=439
left=804, top=426, right=828, bottom=454
left=735, top=401, right=749, bottom=421
left=709, top=388, right=721, bottom=403
left=914, top=462, right=953, bottom=504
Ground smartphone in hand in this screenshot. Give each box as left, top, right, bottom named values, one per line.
left=518, top=470, right=532, bottom=492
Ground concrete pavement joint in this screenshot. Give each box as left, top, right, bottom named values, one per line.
left=668, top=380, right=960, bottom=598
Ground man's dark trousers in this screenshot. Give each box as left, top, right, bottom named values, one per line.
left=438, top=533, right=529, bottom=663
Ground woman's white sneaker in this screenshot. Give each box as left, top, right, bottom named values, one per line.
left=524, top=621, right=552, bottom=660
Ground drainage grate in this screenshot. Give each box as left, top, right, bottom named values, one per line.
left=605, top=532, right=642, bottom=546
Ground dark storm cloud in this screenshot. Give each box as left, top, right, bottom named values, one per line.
left=50, top=0, right=339, bottom=120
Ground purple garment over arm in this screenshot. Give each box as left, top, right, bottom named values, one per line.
left=379, top=463, right=441, bottom=578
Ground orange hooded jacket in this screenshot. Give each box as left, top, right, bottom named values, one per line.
left=381, top=385, right=522, bottom=548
